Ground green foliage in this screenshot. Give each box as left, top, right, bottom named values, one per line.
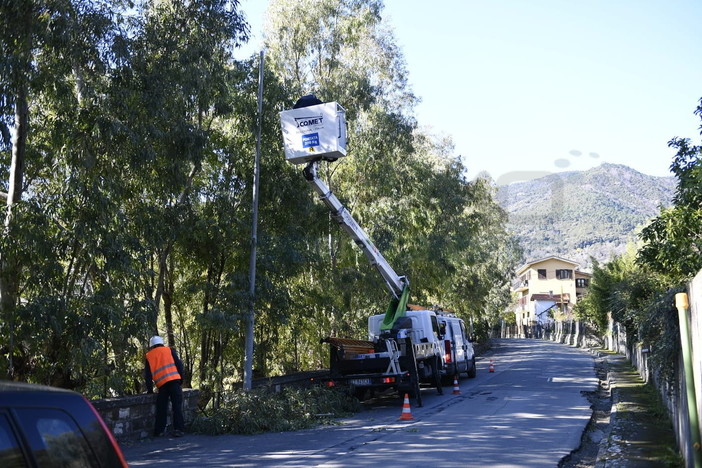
left=577, top=252, right=683, bottom=383
left=263, top=0, right=519, bottom=355
left=638, top=287, right=683, bottom=384
left=639, top=100, right=702, bottom=281
left=633, top=99, right=702, bottom=381
left=1, top=0, right=520, bottom=397
left=190, top=386, right=360, bottom=435
left=575, top=97, right=702, bottom=385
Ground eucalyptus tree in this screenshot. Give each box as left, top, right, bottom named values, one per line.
left=0, top=0, right=34, bottom=380
left=450, top=175, right=523, bottom=334
left=261, top=0, right=521, bottom=371
left=0, top=0, right=132, bottom=388
left=1, top=0, right=254, bottom=395
left=374, top=131, right=520, bottom=334
left=171, top=58, right=313, bottom=389
left=264, top=0, right=411, bottom=114
left=262, top=0, right=419, bottom=359
left=114, top=0, right=248, bottom=340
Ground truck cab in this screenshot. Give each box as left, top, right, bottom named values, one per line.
left=368, top=309, right=441, bottom=346
left=368, top=309, right=477, bottom=381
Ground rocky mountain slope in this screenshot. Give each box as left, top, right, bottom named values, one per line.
left=496, top=163, right=676, bottom=270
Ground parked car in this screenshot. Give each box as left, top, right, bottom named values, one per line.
left=0, top=381, right=128, bottom=467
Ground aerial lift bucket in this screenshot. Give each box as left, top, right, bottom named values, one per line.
left=279, top=99, right=347, bottom=165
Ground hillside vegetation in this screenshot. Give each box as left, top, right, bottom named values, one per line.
left=496, top=163, right=675, bottom=269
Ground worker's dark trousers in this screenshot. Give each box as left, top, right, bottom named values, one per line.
left=154, top=380, right=185, bottom=435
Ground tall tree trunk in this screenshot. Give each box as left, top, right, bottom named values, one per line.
left=6, top=91, right=27, bottom=208
left=152, top=161, right=201, bottom=335
left=163, top=255, right=175, bottom=346
left=1, top=84, right=29, bottom=379
left=198, top=253, right=228, bottom=398
left=199, top=263, right=216, bottom=384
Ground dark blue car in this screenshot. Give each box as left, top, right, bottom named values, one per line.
left=0, top=381, right=127, bottom=467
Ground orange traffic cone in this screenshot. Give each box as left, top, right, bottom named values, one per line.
left=399, top=393, right=414, bottom=420
left=452, top=376, right=461, bottom=394
left=489, top=360, right=495, bottom=373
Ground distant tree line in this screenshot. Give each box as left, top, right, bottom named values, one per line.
left=0, top=0, right=520, bottom=399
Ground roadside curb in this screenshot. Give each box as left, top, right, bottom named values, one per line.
left=591, top=352, right=680, bottom=468
left=594, top=352, right=616, bottom=468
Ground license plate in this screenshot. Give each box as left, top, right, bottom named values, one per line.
left=350, top=378, right=372, bottom=386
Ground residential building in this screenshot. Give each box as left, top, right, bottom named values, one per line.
left=512, top=256, right=591, bottom=333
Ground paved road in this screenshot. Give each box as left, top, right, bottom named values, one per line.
left=124, top=339, right=597, bottom=468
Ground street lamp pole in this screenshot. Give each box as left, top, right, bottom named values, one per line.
left=244, top=50, right=264, bottom=391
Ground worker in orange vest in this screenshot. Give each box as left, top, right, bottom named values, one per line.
left=145, top=335, right=185, bottom=437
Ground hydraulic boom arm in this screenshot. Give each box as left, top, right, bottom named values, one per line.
left=302, top=161, right=408, bottom=299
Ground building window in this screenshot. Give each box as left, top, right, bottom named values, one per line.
left=537, top=269, right=547, bottom=279
left=556, top=269, right=573, bottom=280
left=576, top=278, right=590, bottom=288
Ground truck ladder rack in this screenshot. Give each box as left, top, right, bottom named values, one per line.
left=385, top=339, right=401, bottom=375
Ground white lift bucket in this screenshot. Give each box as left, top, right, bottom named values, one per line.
left=279, top=101, right=347, bottom=164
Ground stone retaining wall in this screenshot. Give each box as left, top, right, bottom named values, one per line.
left=92, top=389, right=199, bottom=442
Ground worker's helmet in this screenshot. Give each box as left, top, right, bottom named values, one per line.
left=149, top=336, right=164, bottom=347
left=293, top=94, right=322, bottom=109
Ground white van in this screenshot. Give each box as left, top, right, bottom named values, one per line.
left=436, top=313, right=476, bottom=380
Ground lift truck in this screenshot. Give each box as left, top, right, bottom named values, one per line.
left=280, top=96, right=446, bottom=406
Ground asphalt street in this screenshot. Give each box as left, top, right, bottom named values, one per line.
left=124, top=338, right=598, bottom=467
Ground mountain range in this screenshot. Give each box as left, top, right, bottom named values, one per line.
left=495, top=163, right=676, bottom=270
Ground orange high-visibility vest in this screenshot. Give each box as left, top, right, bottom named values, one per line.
left=146, top=347, right=181, bottom=388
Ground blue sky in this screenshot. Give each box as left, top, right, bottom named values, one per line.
left=237, top=0, right=702, bottom=184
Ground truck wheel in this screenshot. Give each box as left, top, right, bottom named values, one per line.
left=353, top=388, right=367, bottom=401
left=467, top=356, right=477, bottom=378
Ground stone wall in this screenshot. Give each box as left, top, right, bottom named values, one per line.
left=92, top=389, right=199, bottom=442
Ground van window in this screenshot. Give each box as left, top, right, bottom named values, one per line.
left=15, top=408, right=98, bottom=467
left=0, top=413, right=26, bottom=467
left=431, top=315, right=440, bottom=338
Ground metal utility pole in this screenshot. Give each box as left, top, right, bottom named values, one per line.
left=244, top=51, right=264, bottom=391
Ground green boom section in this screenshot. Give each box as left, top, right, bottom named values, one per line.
left=380, top=285, right=410, bottom=331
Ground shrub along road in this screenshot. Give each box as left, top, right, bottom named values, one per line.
left=124, top=339, right=598, bottom=467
